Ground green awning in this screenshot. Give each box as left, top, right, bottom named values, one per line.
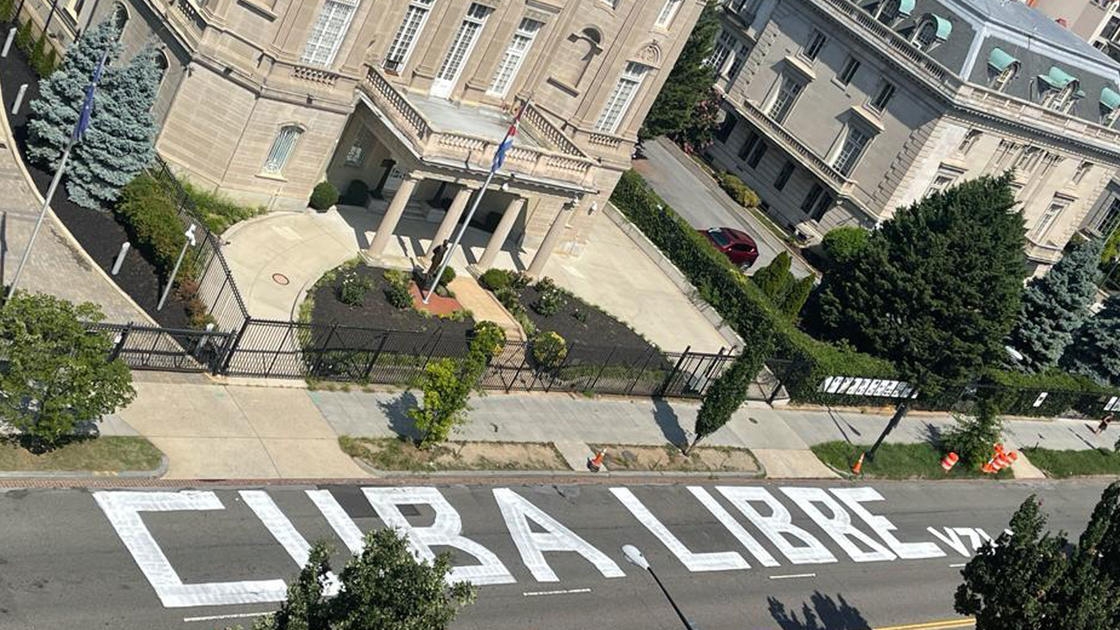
left=1102, top=87, right=1120, bottom=111
left=987, top=47, right=1018, bottom=72
left=897, top=0, right=915, bottom=17
left=930, top=14, right=952, bottom=40
left=1038, top=66, right=1078, bottom=89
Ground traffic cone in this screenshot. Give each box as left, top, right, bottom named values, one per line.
left=587, top=450, right=605, bottom=472
left=851, top=452, right=865, bottom=475
left=981, top=458, right=996, bottom=474
left=941, top=452, right=959, bottom=473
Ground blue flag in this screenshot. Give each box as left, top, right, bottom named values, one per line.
left=73, top=51, right=109, bottom=142
left=490, top=102, right=527, bottom=172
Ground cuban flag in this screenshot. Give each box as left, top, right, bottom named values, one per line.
left=491, top=101, right=528, bottom=173
left=72, top=51, right=109, bottom=142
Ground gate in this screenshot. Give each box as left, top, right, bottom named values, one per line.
left=91, top=323, right=234, bottom=373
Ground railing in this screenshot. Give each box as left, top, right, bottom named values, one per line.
left=291, top=64, right=341, bottom=87
left=520, top=101, right=586, bottom=157
left=363, top=68, right=431, bottom=141
left=169, top=0, right=205, bottom=34
left=737, top=99, right=855, bottom=194
left=586, top=132, right=625, bottom=150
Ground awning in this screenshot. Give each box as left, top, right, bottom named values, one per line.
left=987, top=47, right=1018, bottom=72
left=1038, top=66, right=1078, bottom=89
left=896, top=0, right=915, bottom=18
left=929, top=14, right=952, bottom=40
left=1102, top=87, right=1120, bottom=111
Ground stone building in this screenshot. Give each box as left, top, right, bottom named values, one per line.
left=708, top=0, right=1120, bottom=275
left=20, top=0, right=701, bottom=271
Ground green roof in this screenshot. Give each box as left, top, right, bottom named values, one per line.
left=1102, top=87, right=1120, bottom=111
left=1038, top=66, right=1078, bottom=89
left=987, top=47, right=1018, bottom=72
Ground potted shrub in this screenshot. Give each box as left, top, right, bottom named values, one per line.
left=309, top=181, right=340, bottom=212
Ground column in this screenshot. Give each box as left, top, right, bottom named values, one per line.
left=366, top=174, right=420, bottom=256
left=477, top=197, right=525, bottom=270
left=527, top=202, right=575, bottom=277
left=428, top=185, right=475, bottom=255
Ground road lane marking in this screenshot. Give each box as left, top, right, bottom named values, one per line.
left=873, top=618, right=974, bottom=630
left=949, top=562, right=967, bottom=568
left=768, top=572, right=816, bottom=580
left=522, top=588, right=592, bottom=597
left=183, top=611, right=272, bottom=623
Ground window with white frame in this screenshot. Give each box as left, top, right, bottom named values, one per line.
left=801, top=29, right=827, bottom=61
left=927, top=165, right=963, bottom=195
left=708, top=30, right=736, bottom=71
left=1042, top=84, right=1078, bottom=113
left=832, top=126, right=871, bottom=176
left=1096, top=197, right=1120, bottom=238
left=727, top=42, right=751, bottom=79
left=595, top=62, right=649, bottom=133
left=300, top=0, right=359, bottom=67
left=874, top=0, right=903, bottom=25
left=488, top=18, right=543, bottom=97
left=262, top=125, right=302, bottom=175
left=768, top=75, right=804, bottom=123
left=1032, top=197, right=1069, bottom=242
left=383, top=0, right=436, bottom=73
left=436, top=3, right=492, bottom=83
left=911, top=19, right=939, bottom=51
left=655, top=0, right=683, bottom=28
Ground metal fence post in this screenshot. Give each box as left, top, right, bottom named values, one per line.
left=109, top=323, right=133, bottom=362
left=219, top=318, right=251, bottom=374
left=658, top=345, right=691, bottom=398
left=362, top=333, right=390, bottom=381
left=627, top=347, right=657, bottom=396
left=545, top=342, right=575, bottom=393
left=589, top=345, right=617, bottom=392
left=420, top=329, right=443, bottom=372
left=508, top=342, right=528, bottom=393
left=310, top=323, right=339, bottom=377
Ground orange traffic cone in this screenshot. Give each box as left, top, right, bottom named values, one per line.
left=851, top=453, right=866, bottom=475
left=941, top=452, right=959, bottom=473
left=982, top=458, right=996, bottom=474
left=587, top=450, right=605, bottom=472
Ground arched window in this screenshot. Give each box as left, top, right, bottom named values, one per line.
left=910, top=14, right=949, bottom=52
left=262, top=125, right=303, bottom=176
left=873, top=0, right=912, bottom=26
left=558, top=27, right=602, bottom=88
left=112, top=2, right=128, bottom=40
left=154, top=50, right=169, bottom=86
left=912, top=20, right=938, bottom=49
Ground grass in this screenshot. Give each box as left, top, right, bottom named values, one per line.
left=588, top=442, right=761, bottom=473
left=339, top=436, right=567, bottom=472
left=180, top=178, right=265, bottom=235
left=0, top=436, right=163, bottom=472
left=811, top=441, right=1011, bottom=480
left=1021, top=447, right=1120, bottom=478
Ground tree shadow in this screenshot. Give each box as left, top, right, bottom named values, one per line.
left=3, top=432, right=96, bottom=455
left=767, top=592, right=872, bottom=630
left=377, top=391, right=421, bottom=442
left=923, top=422, right=943, bottom=449
left=652, top=397, right=687, bottom=449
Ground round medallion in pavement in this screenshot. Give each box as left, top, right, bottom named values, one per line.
left=272, top=273, right=290, bottom=286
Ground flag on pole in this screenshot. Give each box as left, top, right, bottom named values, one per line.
left=490, top=100, right=528, bottom=172
left=73, top=50, right=109, bottom=142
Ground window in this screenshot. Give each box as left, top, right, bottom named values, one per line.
left=655, top=0, right=683, bottom=28
left=1074, top=161, right=1093, bottom=184
left=911, top=19, right=938, bottom=51
left=746, top=141, right=768, bottom=168
left=1102, top=16, right=1120, bottom=42
left=66, top=0, right=86, bottom=19
left=262, top=125, right=302, bottom=175
left=869, top=81, right=896, bottom=112
left=1096, top=197, right=1120, bottom=237
left=709, top=30, right=736, bottom=72
left=738, top=131, right=760, bottom=159
left=802, top=29, right=827, bottom=61
left=301, top=0, right=360, bottom=67
left=384, top=0, right=436, bottom=73
left=1014, top=146, right=1043, bottom=176
left=991, top=64, right=1016, bottom=91
left=874, top=0, right=906, bottom=25
left=958, top=129, right=981, bottom=154
left=832, top=126, right=871, bottom=176
left=153, top=51, right=169, bottom=87
left=801, top=184, right=832, bottom=220
left=1043, top=85, right=1077, bottom=112
left=927, top=166, right=962, bottom=195
left=435, top=4, right=492, bottom=87
left=715, top=114, right=738, bottom=142
left=727, top=42, right=751, bottom=80
left=344, top=143, right=365, bottom=166
left=801, top=184, right=823, bottom=212
left=768, top=75, right=803, bottom=123
left=1032, top=198, right=1069, bottom=242
left=112, top=2, right=128, bottom=40
left=775, top=161, right=795, bottom=190
left=729, top=0, right=761, bottom=19
left=488, top=18, right=543, bottom=97
left=837, top=56, right=860, bottom=85
left=595, top=62, right=649, bottom=133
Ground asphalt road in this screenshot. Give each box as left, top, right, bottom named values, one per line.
left=633, top=137, right=814, bottom=279
left=0, top=479, right=1110, bottom=630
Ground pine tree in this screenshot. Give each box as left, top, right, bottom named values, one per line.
left=751, top=251, right=793, bottom=304
left=25, top=18, right=121, bottom=170
left=687, top=352, right=757, bottom=454
left=1007, top=238, right=1103, bottom=372
left=639, top=0, right=719, bottom=140
left=67, top=44, right=161, bottom=210
left=1061, top=294, right=1120, bottom=386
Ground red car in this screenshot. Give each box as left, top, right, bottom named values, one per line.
left=699, top=227, right=759, bottom=269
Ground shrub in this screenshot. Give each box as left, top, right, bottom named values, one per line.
left=494, top=286, right=524, bottom=316
left=510, top=271, right=532, bottom=290
left=115, top=172, right=186, bottom=278
left=29, top=33, right=48, bottom=77
left=532, top=277, right=565, bottom=317
left=437, top=265, right=456, bottom=288
left=717, top=172, right=760, bottom=208
left=180, top=178, right=264, bottom=235
left=532, top=331, right=568, bottom=369
left=470, top=321, right=506, bottom=360
left=309, top=181, right=339, bottom=211
left=969, top=368, right=1120, bottom=419
left=341, top=179, right=370, bottom=206
left=479, top=268, right=512, bottom=291
left=382, top=269, right=412, bottom=310
left=781, top=276, right=814, bottom=320
left=14, top=19, right=31, bottom=56
left=0, top=0, right=14, bottom=23
left=941, top=401, right=1003, bottom=469
left=338, top=269, right=372, bottom=306
left=821, top=226, right=869, bottom=267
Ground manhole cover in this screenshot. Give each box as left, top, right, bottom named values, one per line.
left=272, top=273, right=290, bottom=286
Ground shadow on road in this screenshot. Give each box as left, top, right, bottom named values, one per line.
left=767, top=592, right=871, bottom=630
left=652, top=397, right=687, bottom=449
left=378, top=391, right=421, bottom=442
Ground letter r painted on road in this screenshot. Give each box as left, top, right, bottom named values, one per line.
left=781, top=488, right=895, bottom=563
left=716, top=487, right=837, bottom=565
left=93, top=491, right=288, bottom=608
left=494, top=488, right=625, bottom=582
left=362, top=487, right=516, bottom=586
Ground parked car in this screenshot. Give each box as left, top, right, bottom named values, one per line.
left=699, top=227, right=759, bottom=270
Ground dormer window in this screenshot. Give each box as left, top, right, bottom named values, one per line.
left=987, top=48, right=1019, bottom=92
left=872, top=0, right=913, bottom=27
left=1038, top=66, right=1081, bottom=113
left=910, top=14, right=950, bottom=52
left=1101, top=86, right=1120, bottom=126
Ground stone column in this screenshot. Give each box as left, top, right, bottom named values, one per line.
left=366, top=174, right=421, bottom=256
left=477, top=197, right=525, bottom=270
left=429, top=185, right=475, bottom=254
left=527, top=202, right=575, bottom=277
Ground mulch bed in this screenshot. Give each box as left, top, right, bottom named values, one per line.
left=0, top=28, right=190, bottom=328
left=517, top=284, right=659, bottom=354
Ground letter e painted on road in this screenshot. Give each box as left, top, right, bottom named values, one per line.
left=781, top=488, right=895, bottom=563
left=831, top=488, right=944, bottom=560
left=611, top=488, right=749, bottom=572
left=716, top=487, right=836, bottom=565
left=363, top=487, right=515, bottom=586
left=688, top=487, right=779, bottom=568
left=93, top=491, right=288, bottom=608
left=494, top=488, right=624, bottom=582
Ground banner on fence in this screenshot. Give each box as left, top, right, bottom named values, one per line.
left=1106, top=396, right=1120, bottom=412
left=817, top=376, right=916, bottom=399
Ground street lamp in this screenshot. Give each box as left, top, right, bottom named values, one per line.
left=621, top=544, right=698, bottom=630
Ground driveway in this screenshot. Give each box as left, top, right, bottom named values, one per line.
left=633, top=137, right=814, bottom=278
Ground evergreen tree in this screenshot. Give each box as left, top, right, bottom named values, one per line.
left=67, top=44, right=161, bottom=210
left=1061, top=294, right=1120, bottom=386
left=780, top=275, right=814, bottom=320
left=25, top=18, right=121, bottom=170
left=1007, top=238, right=1103, bottom=372
left=814, top=175, right=1027, bottom=389
left=639, top=0, right=719, bottom=140
left=751, top=251, right=793, bottom=304
left=687, top=352, right=757, bottom=454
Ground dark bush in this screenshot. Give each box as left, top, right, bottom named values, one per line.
left=716, top=172, right=760, bottom=208
left=338, top=270, right=372, bottom=306
left=341, top=180, right=370, bottom=206
left=821, top=226, right=869, bottom=267
left=309, top=181, right=339, bottom=211
left=437, top=266, right=455, bottom=288
left=115, top=173, right=187, bottom=278
left=14, top=19, right=31, bottom=56
left=0, top=0, right=14, bottom=22
left=493, top=286, right=524, bottom=316
left=382, top=269, right=412, bottom=309
left=532, top=277, right=565, bottom=317
left=479, top=268, right=512, bottom=291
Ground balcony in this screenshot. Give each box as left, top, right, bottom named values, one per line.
left=360, top=67, right=597, bottom=191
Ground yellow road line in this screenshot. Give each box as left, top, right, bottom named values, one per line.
left=873, top=618, right=975, bottom=630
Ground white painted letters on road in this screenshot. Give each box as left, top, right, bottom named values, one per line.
left=688, top=487, right=779, bottom=568
left=927, top=527, right=970, bottom=557
left=494, top=488, right=624, bottom=582
left=611, top=487, right=749, bottom=572
left=782, top=488, right=895, bottom=563
left=831, top=488, right=944, bottom=560
left=239, top=491, right=341, bottom=596
left=305, top=490, right=366, bottom=554
left=717, top=487, right=836, bottom=565
left=93, top=491, right=287, bottom=608
left=362, top=487, right=515, bottom=585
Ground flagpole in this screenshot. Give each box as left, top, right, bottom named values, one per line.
left=421, top=99, right=529, bottom=305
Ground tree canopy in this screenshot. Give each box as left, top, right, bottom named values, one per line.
left=639, top=0, right=719, bottom=141
left=1061, top=294, right=1120, bottom=387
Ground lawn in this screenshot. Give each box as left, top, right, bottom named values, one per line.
left=811, top=441, right=1011, bottom=480
left=0, top=437, right=163, bottom=472
left=1021, top=447, right=1120, bottom=478
left=339, top=436, right=567, bottom=472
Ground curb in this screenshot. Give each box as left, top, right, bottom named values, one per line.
left=347, top=456, right=767, bottom=481
left=0, top=454, right=168, bottom=480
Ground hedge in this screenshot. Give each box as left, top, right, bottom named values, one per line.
left=610, top=170, right=892, bottom=404
left=116, top=172, right=187, bottom=279
left=976, top=369, right=1119, bottom=418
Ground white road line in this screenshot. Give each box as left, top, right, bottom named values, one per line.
left=769, top=573, right=817, bottom=580
left=183, top=611, right=272, bottom=623
left=522, top=588, right=593, bottom=597
left=949, top=563, right=967, bottom=568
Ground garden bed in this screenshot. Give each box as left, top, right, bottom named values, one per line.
left=590, top=443, right=761, bottom=473
left=811, top=441, right=1012, bottom=479
left=339, top=436, right=567, bottom=472
left=515, top=282, right=657, bottom=352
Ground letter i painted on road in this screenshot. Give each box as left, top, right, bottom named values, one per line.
left=688, top=487, right=779, bottom=568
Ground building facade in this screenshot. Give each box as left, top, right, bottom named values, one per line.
left=20, top=0, right=700, bottom=271
left=708, top=0, right=1120, bottom=274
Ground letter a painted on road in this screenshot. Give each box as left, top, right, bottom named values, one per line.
left=781, top=488, right=896, bottom=563
left=363, top=487, right=515, bottom=586
left=494, top=488, right=625, bottom=582
left=717, top=487, right=837, bottom=565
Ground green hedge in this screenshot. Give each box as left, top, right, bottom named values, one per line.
left=180, top=179, right=264, bottom=235
left=116, top=173, right=187, bottom=278
left=977, top=369, right=1119, bottom=418
left=610, top=171, right=891, bottom=404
